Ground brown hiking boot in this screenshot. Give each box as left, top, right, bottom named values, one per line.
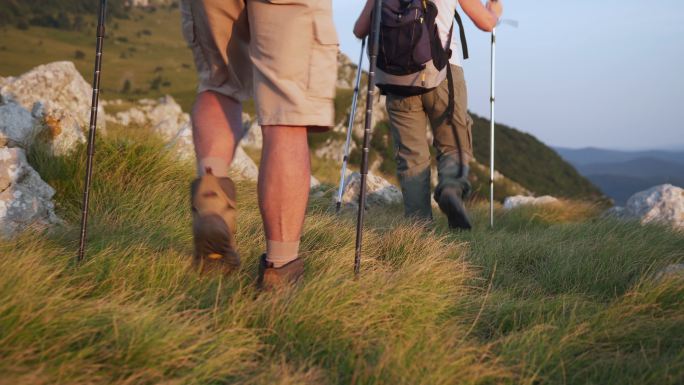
left=257, top=254, right=304, bottom=291
left=191, top=174, right=239, bottom=274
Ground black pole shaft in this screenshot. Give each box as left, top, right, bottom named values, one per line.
left=354, top=0, right=382, bottom=276
left=77, top=0, right=107, bottom=262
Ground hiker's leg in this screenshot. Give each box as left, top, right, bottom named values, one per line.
left=182, top=0, right=252, bottom=271
left=248, top=0, right=336, bottom=282
left=192, top=91, right=243, bottom=176
left=427, top=65, right=473, bottom=200
left=426, top=65, right=473, bottom=229
left=182, top=0, right=253, bottom=176
left=258, top=126, right=310, bottom=262
left=386, top=94, right=433, bottom=220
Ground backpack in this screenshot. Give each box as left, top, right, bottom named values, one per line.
left=375, top=0, right=468, bottom=97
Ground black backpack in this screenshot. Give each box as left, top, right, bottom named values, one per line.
left=375, top=0, right=469, bottom=96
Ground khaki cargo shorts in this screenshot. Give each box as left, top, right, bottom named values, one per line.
left=180, top=0, right=338, bottom=129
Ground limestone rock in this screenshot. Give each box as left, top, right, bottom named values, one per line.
left=315, top=137, right=353, bottom=162
left=240, top=113, right=262, bottom=149
left=165, top=120, right=194, bottom=160
left=337, top=51, right=358, bottom=89
left=654, top=264, right=684, bottom=282
left=339, top=171, right=402, bottom=208
left=0, top=102, right=37, bottom=148
left=110, top=95, right=188, bottom=138
left=231, top=146, right=260, bottom=181
left=618, top=184, right=684, bottom=229
left=0, top=147, right=61, bottom=239
left=37, top=108, right=87, bottom=155
left=0, top=61, right=106, bottom=133
left=503, top=195, right=559, bottom=210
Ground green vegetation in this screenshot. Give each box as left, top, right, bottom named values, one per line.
left=1, top=123, right=682, bottom=384
left=0, top=0, right=130, bottom=29
left=471, top=114, right=604, bottom=200
left=0, top=7, right=198, bottom=111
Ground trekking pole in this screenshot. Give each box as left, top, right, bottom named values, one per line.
left=336, top=37, right=366, bottom=213
left=77, top=0, right=107, bottom=262
left=354, top=0, right=382, bottom=276
left=489, top=17, right=518, bottom=229
left=489, top=26, right=496, bottom=229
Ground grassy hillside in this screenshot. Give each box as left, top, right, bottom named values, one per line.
left=1, top=123, right=683, bottom=384
left=471, top=114, right=605, bottom=201
left=0, top=6, right=198, bottom=111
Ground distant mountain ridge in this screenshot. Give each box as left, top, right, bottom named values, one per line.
left=555, top=147, right=684, bottom=167
left=555, top=147, right=684, bottom=204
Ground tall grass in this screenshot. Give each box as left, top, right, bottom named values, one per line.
left=1, top=131, right=682, bottom=384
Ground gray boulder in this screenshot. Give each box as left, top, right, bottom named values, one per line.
left=0, top=102, right=37, bottom=148
left=0, top=99, right=84, bottom=156
left=654, top=264, right=684, bottom=282
left=339, top=171, right=402, bottom=208
left=230, top=146, right=260, bottom=181
left=503, top=195, right=559, bottom=210
left=0, top=147, right=61, bottom=239
left=315, top=137, right=353, bottom=162
left=337, top=51, right=358, bottom=89
left=616, top=184, right=684, bottom=229
left=0, top=61, right=106, bottom=133
left=240, top=113, right=262, bottom=149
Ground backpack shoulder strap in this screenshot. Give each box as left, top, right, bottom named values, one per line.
left=454, top=9, right=469, bottom=60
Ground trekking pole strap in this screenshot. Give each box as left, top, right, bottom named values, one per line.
left=454, top=9, right=469, bottom=60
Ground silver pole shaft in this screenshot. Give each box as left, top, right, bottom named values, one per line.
left=336, top=38, right=366, bottom=212
left=489, top=28, right=496, bottom=229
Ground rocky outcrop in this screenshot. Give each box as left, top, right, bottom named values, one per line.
left=0, top=61, right=106, bottom=134
left=338, top=171, right=402, bottom=209
left=107, top=95, right=190, bottom=139
left=610, top=184, right=683, bottom=229
left=0, top=97, right=85, bottom=156
left=0, top=102, right=37, bottom=148
left=315, top=137, right=354, bottom=162
left=503, top=195, right=559, bottom=210
left=654, top=264, right=684, bottom=282
left=240, top=113, right=262, bottom=150
left=0, top=147, right=61, bottom=239
left=337, top=51, right=358, bottom=89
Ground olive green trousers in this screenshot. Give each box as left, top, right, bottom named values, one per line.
left=386, top=65, right=473, bottom=220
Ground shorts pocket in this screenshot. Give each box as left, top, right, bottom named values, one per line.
left=308, top=13, right=339, bottom=100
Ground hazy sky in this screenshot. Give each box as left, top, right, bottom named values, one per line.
left=332, top=0, right=684, bottom=150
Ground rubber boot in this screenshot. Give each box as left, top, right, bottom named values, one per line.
left=434, top=154, right=472, bottom=230
left=191, top=174, right=239, bottom=274
left=398, top=166, right=433, bottom=221
left=257, top=254, right=304, bottom=291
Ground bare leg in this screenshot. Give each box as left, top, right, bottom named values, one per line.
left=258, top=126, right=310, bottom=244
left=190, top=91, right=244, bottom=272
left=192, top=91, right=244, bottom=175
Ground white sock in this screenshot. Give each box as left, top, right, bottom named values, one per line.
left=266, top=240, right=300, bottom=268
left=198, top=157, right=230, bottom=178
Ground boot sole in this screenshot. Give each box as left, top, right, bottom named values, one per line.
left=193, top=214, right=240, bottom=272
left=438, top=193, right=472, bottom=230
